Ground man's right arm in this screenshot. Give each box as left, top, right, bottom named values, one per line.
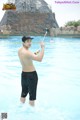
left=28, top=41, right=45, bottom=62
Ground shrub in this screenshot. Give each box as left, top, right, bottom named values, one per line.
left=65, top=20, right=80, bottom=27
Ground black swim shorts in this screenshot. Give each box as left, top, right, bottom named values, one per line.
left=21, top=71, right=38, bottom=100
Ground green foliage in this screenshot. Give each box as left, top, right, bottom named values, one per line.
left=65, top=20, right=80, bottom=27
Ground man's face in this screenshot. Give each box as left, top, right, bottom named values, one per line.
left=24, top=39, right=32, bottom=48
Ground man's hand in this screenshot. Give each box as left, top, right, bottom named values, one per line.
left=40, top=41, right=45, bottom=48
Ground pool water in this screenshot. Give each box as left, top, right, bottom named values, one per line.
left=0, top=36, right=80, bottom=120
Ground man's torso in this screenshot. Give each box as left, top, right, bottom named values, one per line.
left=18, top=47, right=35, bottom=72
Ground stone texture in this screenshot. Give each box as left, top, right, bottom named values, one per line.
left=15, top=0, right=52, bottom=13
left=0, top=0, right=59, bottom=35
left=77, top=26, right=80, bottom=32
left=50, top=26, right=80, bottom=37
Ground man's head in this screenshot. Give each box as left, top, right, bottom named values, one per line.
left=22, top=36, right=33, bottom=48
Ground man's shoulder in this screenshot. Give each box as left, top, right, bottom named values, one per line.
left=18, top=47, right=22, bottom=51
left=18, top=47, right=22, bottom=53
left=18, top=47, right=25, bottom=56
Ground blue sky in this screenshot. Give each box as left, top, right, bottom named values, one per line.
left=0, top=0, right=80, bottom=27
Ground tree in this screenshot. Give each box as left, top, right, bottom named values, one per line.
left=65, top=20, right=80, bottom=27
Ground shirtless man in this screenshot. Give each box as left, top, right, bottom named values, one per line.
left=18, top=36, right=45, bottom=107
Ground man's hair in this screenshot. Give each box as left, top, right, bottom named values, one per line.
left=22, top=36, right=33, bottom=42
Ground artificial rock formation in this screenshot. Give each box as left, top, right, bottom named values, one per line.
left=0, top=0, right=59, bottom=35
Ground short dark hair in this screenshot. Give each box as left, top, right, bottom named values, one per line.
left=22, top=36, right=33, bottom=42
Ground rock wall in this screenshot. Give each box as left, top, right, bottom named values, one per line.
left=0, top=11, right=58, bottom=35
left=50, top=26, right=80, bottom=37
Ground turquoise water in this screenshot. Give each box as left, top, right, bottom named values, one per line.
left=0, top=36, right=80, bottom=120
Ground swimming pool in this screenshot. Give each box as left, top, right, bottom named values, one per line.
left=0, top=36, right=80, bottom=120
